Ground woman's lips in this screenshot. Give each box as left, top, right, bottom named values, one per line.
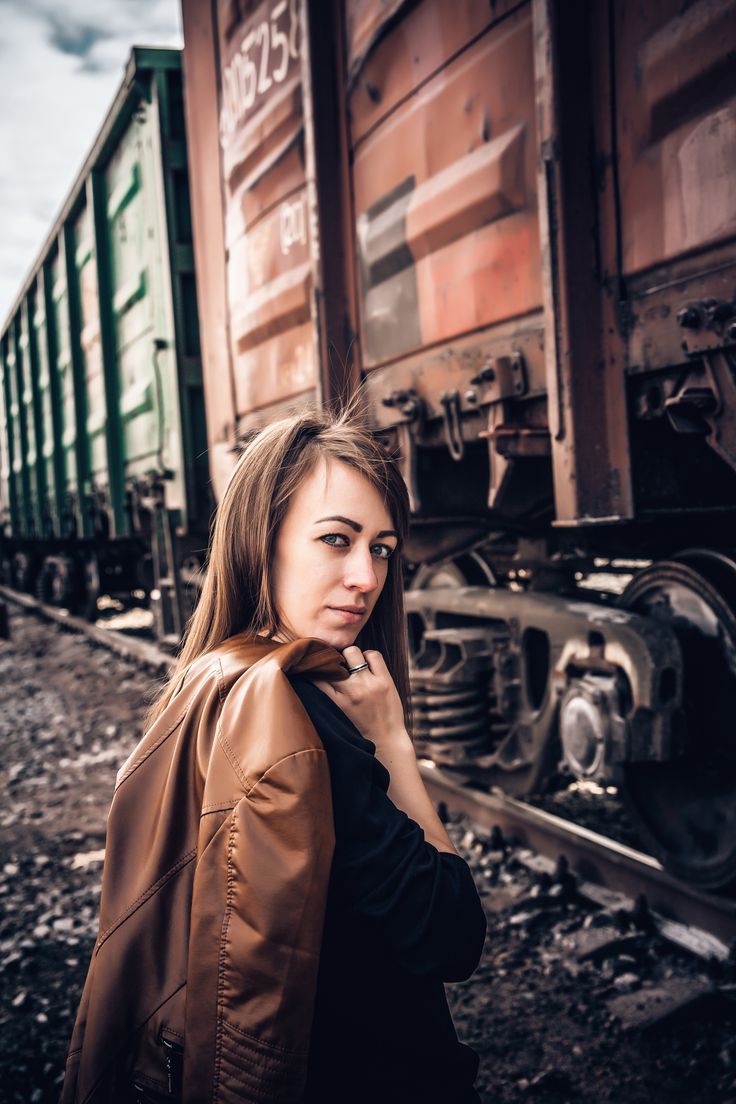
left=329, top=606, right=365, bottom=624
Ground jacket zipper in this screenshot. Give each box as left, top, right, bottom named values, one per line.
left=160, top=1031, right=184, bottom=1096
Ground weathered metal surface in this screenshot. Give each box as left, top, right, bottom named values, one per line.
left=406, top=583, right=683, bottom=795
left=301, top=0, right=361, bottom=403
left=347, top=0, right=517, bottom=143
left=71, top=200, right=107, bottom=509
left=180, top=0, right=236, bottom=501
left=30, top=271, right=62, bottom=537
left=102, top=64, right=204, bottom=530
left=214, top=0, right=317, bottom=420
left=17, top=299, right=45, bottom=536
left=614, top=0, right=736, bottom=279
left=0, top=341, right=16, bottom=534
left=351, top=3, right=540, bottom=368
left=183, top=0, right=362, bottom=447
left=534, top=0, right=634, bottom=527
left=47, top=244, right=82, bottom=537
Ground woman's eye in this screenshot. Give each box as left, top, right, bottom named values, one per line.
left=320, top=534, right=394, bottom=559
left=371, top=543, right=394, bottom=560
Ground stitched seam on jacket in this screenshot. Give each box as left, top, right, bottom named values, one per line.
left=214, top=813, right=237, bottom=1101
left=244, top=747, right=328, bottom=799
left=219, top=1036, right=300, bottom=1090
left=96, top=848, right=197, bottom=948
left=215, top=721, right=250, bottom=789
left=218, top=1037, right=300, bottom=1090
left=224, top=1015, right=308, bottom=1058
left=221, top=1032, right=283, bottom=1070
left=115, top=708, right=189, bottom=789
left=219, top=1048, right=292, bottom=1091
left=201, top=799, right=238, bottom=814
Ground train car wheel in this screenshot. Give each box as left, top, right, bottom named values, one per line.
left=619, top=550, right=736, bottom=891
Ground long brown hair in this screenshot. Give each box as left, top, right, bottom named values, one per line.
left=145, top=403, right=411, bottom=730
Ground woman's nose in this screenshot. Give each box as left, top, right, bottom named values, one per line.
left=344, top=547, right=378, bottom=592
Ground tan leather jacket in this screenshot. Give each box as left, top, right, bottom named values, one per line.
left=61, top=635, right=349, bottom=1104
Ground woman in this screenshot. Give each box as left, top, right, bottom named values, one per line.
left=61, top=407, right=487, bottom=1104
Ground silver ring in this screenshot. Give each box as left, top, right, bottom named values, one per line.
left=347, top=662, right=370, bottom=675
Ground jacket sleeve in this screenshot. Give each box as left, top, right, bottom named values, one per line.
left=289, top=678, right=487, bottom=983
left=184, top=744, right=336, bottom=1104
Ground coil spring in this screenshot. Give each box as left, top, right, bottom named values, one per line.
left=411, top=676, right=507, bottom=770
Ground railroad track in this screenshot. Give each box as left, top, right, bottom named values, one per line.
left=0, top=584, right=174, bottom=674
left=421, top=765, right=736, bottom=960
left=3, top=583, right=735, bottom=961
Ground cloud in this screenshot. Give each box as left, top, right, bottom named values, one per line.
left=46, top=15, right=113, bottom=64
left=0, top=0, right=183, bottom=322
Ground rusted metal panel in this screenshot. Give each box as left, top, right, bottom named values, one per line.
left=350, top=4, right=541, bottom=369
left=183, top=0, right=359, bottom=457
left=601, top=0, right=736, bottom=386
left=181, top=0, right=236, bottom=500
left=614, top=0, right=736, bottom=278
left=534, top=0, right=633, bottom=525
left=301, top=0, right=361, bottom=402
left=347, top=0, right=517, bottom=145
left=215, top=0, right=317, bottom=423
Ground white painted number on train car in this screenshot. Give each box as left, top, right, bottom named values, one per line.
left=220, top=0, right=299, bottom=140
left=280, top=196, right=306, bottom=255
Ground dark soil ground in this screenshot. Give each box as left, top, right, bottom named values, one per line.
left=1, top=605, right=735, bottom=1104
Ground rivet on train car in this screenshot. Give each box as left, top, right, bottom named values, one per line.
left=465, top=390, right=478, bottom=405
left=676, top=306, right=701, bottom=330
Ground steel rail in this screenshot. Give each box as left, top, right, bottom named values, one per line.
left=420, top=763, right=736, bottom=959
left=0, top=584, right=174, bottom=674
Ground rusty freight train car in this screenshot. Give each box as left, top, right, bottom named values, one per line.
left=183, top=0, right=736, bottom=889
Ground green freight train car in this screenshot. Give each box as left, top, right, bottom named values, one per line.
left=0, top=48, right=210, bottom=643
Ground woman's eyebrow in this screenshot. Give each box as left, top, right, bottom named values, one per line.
left=314, top=515, right=398, bottom=539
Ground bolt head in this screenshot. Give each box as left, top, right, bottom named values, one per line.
left=676, top=306, right=701, bottom=330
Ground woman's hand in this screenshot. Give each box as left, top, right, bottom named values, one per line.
left=314, top=645, right=411, bottom=754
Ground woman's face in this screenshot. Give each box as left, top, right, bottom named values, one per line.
left=271, top=456, right=398, bottom=649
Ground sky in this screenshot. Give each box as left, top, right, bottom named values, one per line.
left=0, top=0, right=184, bottom=325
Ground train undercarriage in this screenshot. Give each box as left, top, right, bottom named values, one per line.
left=406, top=542, right=736, bottom=894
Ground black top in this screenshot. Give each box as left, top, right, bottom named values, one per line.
left=289, top=676, right=487, bottom=1104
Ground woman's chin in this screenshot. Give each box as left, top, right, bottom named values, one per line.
left=311, top=625, right=360, bottom=650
